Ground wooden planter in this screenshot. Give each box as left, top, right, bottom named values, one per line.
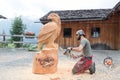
left=32, top=48, right=58, bottom=74
left=25, top=35, right=35, bottom=39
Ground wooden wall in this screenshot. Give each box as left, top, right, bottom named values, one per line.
left=118, top=14, right=120, bottom=49
left=118, top=11, right=120, bottom=49
left=56, top=12, right=120, bottom=50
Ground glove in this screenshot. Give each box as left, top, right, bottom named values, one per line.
left=67, top=47, right=72, bottom=50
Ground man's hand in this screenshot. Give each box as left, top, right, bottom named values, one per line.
left=71, top=54, right=77, bottom=59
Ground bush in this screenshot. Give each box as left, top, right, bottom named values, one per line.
left=0, top=43, right=3, bottom=48
left=23, top=44, right=31, bottom=48
left=7, top=43, right=16, bottom=48
left=0, top=43, right=8, bottom=48
left=0, top=43, right=16, bottom=48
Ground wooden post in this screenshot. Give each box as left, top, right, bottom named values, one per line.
left=2, top=30, right=5, bottom=41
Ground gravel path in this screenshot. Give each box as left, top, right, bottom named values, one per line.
left=0, top=48, right=120, bottom=80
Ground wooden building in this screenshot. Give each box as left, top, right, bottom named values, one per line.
left=40, top=2, right=120, bottom=50
left=0, top=15, right=7, bottom=19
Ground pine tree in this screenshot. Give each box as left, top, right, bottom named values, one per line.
left=10, top=16, right=26, bottom=47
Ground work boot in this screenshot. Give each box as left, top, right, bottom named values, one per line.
left=89, top=62, right=95, bottom=74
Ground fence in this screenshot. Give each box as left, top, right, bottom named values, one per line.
left=0, top=34, right=38, bottom=48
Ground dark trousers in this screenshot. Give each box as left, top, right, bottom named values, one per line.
left=72, top=56, right=92, bottom=74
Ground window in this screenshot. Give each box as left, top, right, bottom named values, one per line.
left=63, top=28, right=72, bottom=38
left=91, top=27, right=100, bottom=38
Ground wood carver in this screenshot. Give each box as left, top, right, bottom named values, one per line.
left=32, top=13, right=61, bottom=74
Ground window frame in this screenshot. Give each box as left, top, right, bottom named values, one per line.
left=63, top=28, right=72, bottom=38
left=91, top=27, right=100, bottom=38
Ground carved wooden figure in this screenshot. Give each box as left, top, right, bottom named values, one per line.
left=33, top=13, right=61, bottom=74
left=37, top=13, right=61, bottom=50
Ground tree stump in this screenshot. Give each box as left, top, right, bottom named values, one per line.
left=32, top=47, right=58, bottom=74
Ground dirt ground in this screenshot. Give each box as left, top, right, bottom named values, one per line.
left=0, top=48, right=120, bottom=80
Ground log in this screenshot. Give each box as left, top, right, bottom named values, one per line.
left=32, top=47, right=58, bottom=74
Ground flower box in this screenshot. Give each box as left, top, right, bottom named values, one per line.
left=24, top=32, right=35, bottom=38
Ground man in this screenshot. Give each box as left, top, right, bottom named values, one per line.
left=68, top=30, right=95, bottom=74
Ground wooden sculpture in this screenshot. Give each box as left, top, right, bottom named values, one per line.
left=33, top=13, right=61, bottom=74
left=37, top=13, right=61, bottom=50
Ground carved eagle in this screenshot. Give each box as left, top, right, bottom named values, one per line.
left=38, top=13, right=61, bottom=50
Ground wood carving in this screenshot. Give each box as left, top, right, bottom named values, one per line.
left=32, top=48, right=58, bottom=74
left=38, top=13, right=61, bottom=50
left=33, top=13, right=61, bottom=74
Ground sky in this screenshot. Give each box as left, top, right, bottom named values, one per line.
left=0, top=0, right=120, bottom=20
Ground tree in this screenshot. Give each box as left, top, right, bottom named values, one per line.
left=10, top=16, right=26, bottom=47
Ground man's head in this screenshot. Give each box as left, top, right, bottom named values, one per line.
left=76, top=30, right=85, bottom=40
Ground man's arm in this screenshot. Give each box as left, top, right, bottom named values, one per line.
left=72, top=45, right=83, bottom=52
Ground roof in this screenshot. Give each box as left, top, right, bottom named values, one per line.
left=40, top=1, right=120, bottom=23
left=40, top=9, right=112, bottom=23
left=0, top=15, right=7, bottom=19
left=112, top=1, right=120, bottom=12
